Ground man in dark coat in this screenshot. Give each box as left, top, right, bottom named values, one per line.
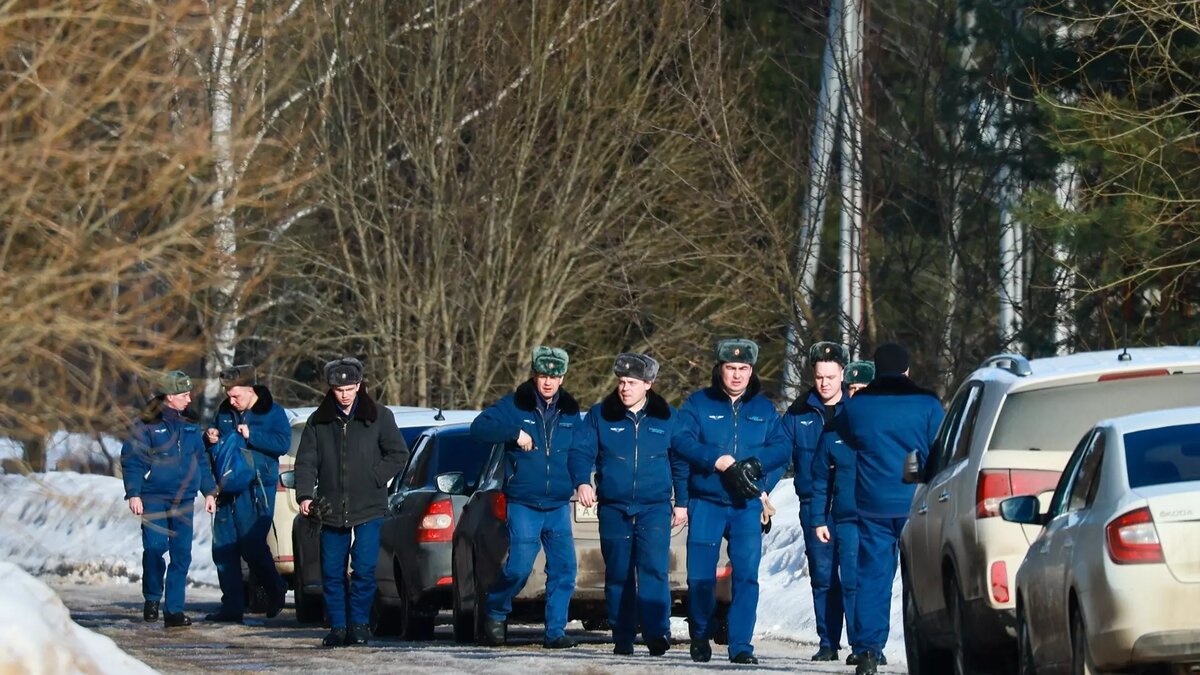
left=569, top=352, right=689, bottom=657
left=673, top=339, right=790, bottom=665
left=470, top=346, right=582, bottom=649
left=203, top=364, right=291, bottom=623
left=295, top=357, right=410, bottom=647
left=120, top=370, right=216, bottom=628
left=839, top=344, right=944, bottom=675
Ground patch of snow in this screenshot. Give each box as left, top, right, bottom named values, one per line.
left=0, top=431, right=122, bottom=472
left=0, top=561, right=155, bottom=674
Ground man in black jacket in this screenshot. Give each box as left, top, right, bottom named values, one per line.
left=295, top=357, right=409, bottom=648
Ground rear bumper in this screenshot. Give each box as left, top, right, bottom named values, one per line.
left=1131, top=630, right=1200, bottom=663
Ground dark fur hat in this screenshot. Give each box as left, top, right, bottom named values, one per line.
left=219, top=364, right=256, bottom=388
left=715, top=338, right=758, bottom=366
left=809, top=341, right=848, bottom=367
left=613, top=352, right=659, bottom=382
left=324, top=357, right=364, bottom=386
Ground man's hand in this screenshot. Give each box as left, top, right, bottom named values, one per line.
left=815, top=525, right=832, bottom=543
left=516, top=429, right=534, bottom=451
left=299, top=499, right=312, bottom=517
left=672, top=506, right=688, bottom=527
left=575, top=484, right=596, bottom=508
left=721, top=457, right=764, bottom=500
left=714, top=454, right=736, bottom=472
left=205, top=428, right=219, bottom=444
left=236, top=424, right=250, bottom=440
left=128, top=497, right=144, bottom=516
left=204, top=495, right=217, bottom=514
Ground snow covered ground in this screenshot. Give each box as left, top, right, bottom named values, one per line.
left=0, top=561, right=156, bottom=674
left=0, top=431, right=123, bottom=472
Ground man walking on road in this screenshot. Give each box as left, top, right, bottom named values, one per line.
left=121, top=370, right=217, bottom=628
left=295, top=357, right=410, bottom=647
left=673, top=339, right=790, bottom=665
left=204, top=365, right=290, bottom=624
left=570, top=352, right=689, bottom=657
left=470, top=346, right=582, bottom=650
left=839, top=344, right=943, bottom=675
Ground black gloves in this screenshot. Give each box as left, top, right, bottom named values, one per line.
left=722, top=456, right=764, bottom=500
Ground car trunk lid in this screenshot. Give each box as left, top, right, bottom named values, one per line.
left=980, top=449, right=1071, bottom=544
left=1136, top=484, right=1200, bottom=583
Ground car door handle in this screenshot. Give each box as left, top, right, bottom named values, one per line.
left=917, top=504, right=928, bottom=515
left=937, top=491, right=951, bottom=503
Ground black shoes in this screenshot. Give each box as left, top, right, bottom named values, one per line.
left=730, top=651, right=759, bottom=665
left=204, top=611, right=244, bottom=624
left=855, top=651, right=879, bottom=675
left=347, top=624, right=370, bottom=646
left=690, top=638, right=712, bottom=663
left=646, top=636, right=671, bottom=656
left=543, top=635, right=577, bottom=649
left=163, top=612, right=192, bottom=628
left=812, top=646, right=839, bottom=661
left=613, top=643, right=634, bottom=655
left=143, top=600, right=159, bottom=622
left=322, top=628, right=347, bottom=648
left=847, top=651, right=887, bottom=666
left=479, top=616, right=506, bottom=646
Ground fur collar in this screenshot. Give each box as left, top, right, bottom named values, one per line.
left=857, top=374, right=939, bottom=399
left=600, top=389, right=671, bottom=422
left=513, top=379, right=580, bottom=415
left=310, top=386, right=379, bottom=424
left=217, top=385, right=276, bottom=416
left=704, top=365, right=764, bottom=404
left=785, top=385, right=848, bottom=415
left=139, top=396, right=199, bottom=424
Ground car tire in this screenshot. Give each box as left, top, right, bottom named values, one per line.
left=398, top=577, right=435, bottom=641
left=294, top=588, right=325, bottom=624
left=371, top=590, right=402, bottom=637
left=903, top=572, right=952, bottom=675
left=452, top=566, right=475, bottom=644
left=1017, top=604, right=1037, bottom=675
left=949, top=578, right=984, bottom=675
left=1070, top=607, right=1106, bottom=675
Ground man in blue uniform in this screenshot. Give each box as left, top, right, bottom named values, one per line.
left=470, top=346, right=582, bottom=649
left=782, top=341, right=850, bottom=661
left=811, top=359, right=875, bottom=666
left=840, top=344, right=943, bottom=675
left=121, top=370, right=217, bottom=628
left=673, top=338, right=790, bottom=665
left=570, top=352, right=689, bottom=657
left=203, top=365, right=291, bottom=623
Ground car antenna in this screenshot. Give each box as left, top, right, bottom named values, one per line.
left=434, top=403, right=445, bottom=422
left=1118, top=325, right=1132, bottom=362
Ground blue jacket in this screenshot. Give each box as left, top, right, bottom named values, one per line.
left=672, top=370, right=790, bottom=506
left=121, top=400, right=216, bottom=502
left=781, top=386, right=848, bottom=501
left=208, top=385, right=291, bottom=494
left=840, top=375, right=945, bottom=518
left=471, top=379, right=582, bottom=509
left=569, top=390, right=689, bottom=513
left=810, top=430, right=857, bottom=525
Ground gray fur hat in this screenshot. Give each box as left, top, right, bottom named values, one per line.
left=715, top=338, right=758, bottom=366
left=324, top=357, right=364, bottom=386
left=531, top=346, right=569, bottom=377
left=613, top=352, right=659, bottom=382
left=219, top=364, right=256, bottom=388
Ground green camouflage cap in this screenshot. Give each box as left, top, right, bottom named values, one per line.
left=845, top=360, right=875, bottom=385
left=156, top=370, right=193, bottom=396
left=715, top=338, right=758, bottom=366
left=531, top=346, right=569, bottom=377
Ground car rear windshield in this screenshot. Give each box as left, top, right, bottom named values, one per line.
left=988, top=373, right=1200, bottom=453
left=435, top=433, right=494, bottom=490
left=1123, top=423, right=1200, bottom=488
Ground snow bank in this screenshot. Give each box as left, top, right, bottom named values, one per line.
left=756, top=481, right=906, bottom=665
left=0, top=561, right=156, bottom=674
left=0, top=472, right=217, bottom=585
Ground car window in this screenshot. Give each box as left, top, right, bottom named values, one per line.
left=1067, top=433, right=1105, bottom=512
left=1123, top=422, right=1200, bottom=488
left=479, top=443, right=505, bottom=489
left=432, top=433, right=494, bottom=492
left=949, top=383, right=984, bottom=463
left=399, top=435, right=433, bottom=491
left=988, top=373, right=1200, bottom=453
left=1048, top=430, right=1095, bottom=519
left=929, top=383, right=971, bottom=476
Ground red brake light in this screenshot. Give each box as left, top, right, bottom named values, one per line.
left=1106, top=507, right=1164, bottom=564
left=1097, top=369, right=1169, bottom=382
left=490, top=493, right=508, bottom=522
left=977, top=469, right=1060, bottom=519
left=417, top=499, right=454, bottom=543
left=716, top=564, right=732, bottom=580
left=990, top=561, right=1010, bottom=603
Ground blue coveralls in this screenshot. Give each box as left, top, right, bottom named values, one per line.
left=810, top=425, right=859, bottom=654
left=782, top=387, right=848, bottom=653
left=121, top=403, right=216, bottom=615
left=839, top=375, right=944, bottom=656
left=470, top=380, right=581, bottom=641
left=672, top=372, right=789, bottom=660
left=208, top=386, right=291, bottom=617
left=569, top=390, right=689, bottom=650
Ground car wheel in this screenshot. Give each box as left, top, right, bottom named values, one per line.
left=398, top=579, right=435, bottom=641
left=904, top=572, right=952, bottom=675
left=949, top=578, right=983, bottom=675
left=1070, top=607, right=1106, bottom=675
left=452, top=562, right=475, bottom=644
left=294, top=588, right=325, bottom=624
left=1017, top=604, right=1037, bottom=675
left=371, top=590, right=402, bottom=637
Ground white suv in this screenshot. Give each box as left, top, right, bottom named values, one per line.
left=899, top=347, right=1200, bottom=675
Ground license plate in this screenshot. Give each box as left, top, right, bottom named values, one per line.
left=574, top=502, right=598, bottom=522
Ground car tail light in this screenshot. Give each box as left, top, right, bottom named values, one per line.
left=1106, top=507, right=1164, bottom=564
left=976, top=469, right=1060, bottom=518
left=417, top=500, right=454, bottom=543
left=1097, top=369, right=1168, bottom=382
left=990, top=561, right=1009, bottom=603
left=489, top=492, right=507, bottom=522
left=435, top=576, right=453, bottom=586
left=716, top=564, right=732, bottom=579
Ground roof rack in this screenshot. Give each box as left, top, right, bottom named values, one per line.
left=981, top=353, right=1032, bottom=377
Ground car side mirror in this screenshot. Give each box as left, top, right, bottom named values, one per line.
left=902, top=451, right=924, bottom=484
left=279, top=470, right=296, bottom=489
left=435, top=471, right=466, bottom=496
left=999, top=495, right=1044, bottom=525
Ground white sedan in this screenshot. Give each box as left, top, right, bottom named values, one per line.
left=1001, top=406, right=1200, bottom=675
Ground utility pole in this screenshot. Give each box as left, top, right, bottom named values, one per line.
left=839, top=0, right=865, bottom=359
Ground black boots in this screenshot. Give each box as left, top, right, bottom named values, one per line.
left=322, top=627, right=347, bottom=647
left=690, top=638, right=712, bottom=663
left=347, top=624, right=370, bottom=646
left=543, top=635, right=577, bottom=649
left=646, top=636, right=671, bottom=656
left=163, top=612, right=192, bottom=628
left=730, top=652, right=759, bottom=664
left=143, top=600, right=159, bottom=622
left=479, top=616, right=506, bottom=646
left=812, top=646, right=839, bottom=661
left=204, top=611, right=243, bottom=624
left=855, top=651, right=880, bottom=675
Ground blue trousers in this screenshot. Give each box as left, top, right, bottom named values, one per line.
left=687, top=498, right=762, bottom=658
left=834, top=519, right=860, bottom=652
left=486, top=502, right=577, bottom=640
left=141, top=498, right=194, bottom=615
left=800, top=499, right=843, bottom=650
left=212, top=487, right=285, bottom=616
left=320, top=518, right=382, bottom=628
left=856, top=516, right=905, bottom=653
left=598, top=502, right=672, bottom=647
